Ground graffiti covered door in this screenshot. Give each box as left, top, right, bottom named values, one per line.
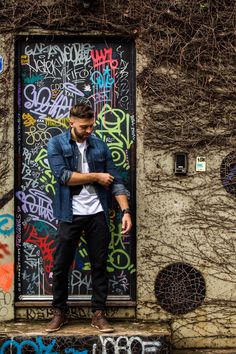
left=15, top=37, right=136, bottom=301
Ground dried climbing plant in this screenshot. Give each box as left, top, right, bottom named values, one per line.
left=0, top=0, right=235, bottom=150
left=1, top=1, right=236, bottom=307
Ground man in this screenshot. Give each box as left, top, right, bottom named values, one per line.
left=46, top=103, right=132, bottom=333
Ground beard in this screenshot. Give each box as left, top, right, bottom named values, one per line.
left=73, top=127, right=89, bottom=142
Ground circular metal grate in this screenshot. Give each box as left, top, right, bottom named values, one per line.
left=220, top=151, right=236, bottom=196
left=155, top=262, right=206, bottom=315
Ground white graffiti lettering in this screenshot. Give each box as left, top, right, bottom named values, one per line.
left=16, top=189, right=54, bottom=222
left=23, top=83, right=84, bottom=119
left=93, top=336, right=162, bottom=354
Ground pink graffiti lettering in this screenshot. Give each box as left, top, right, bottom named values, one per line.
left=90, top=48, right=118, bottom=69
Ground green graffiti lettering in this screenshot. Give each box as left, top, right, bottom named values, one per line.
left=35, top=148, right=56, bottom=195
left=96, top=104, right=133, bottom=169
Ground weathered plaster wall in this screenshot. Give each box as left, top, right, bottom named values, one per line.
left=0, top=28, right=236, bottom=352
left=136, top=56, right=236, bottom=349
left=0, top=34, right=15, bottom=320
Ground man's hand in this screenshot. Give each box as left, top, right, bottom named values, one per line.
left=96, top=173, right=114, bottom=188
left=121, top=213, right=132, bottom=235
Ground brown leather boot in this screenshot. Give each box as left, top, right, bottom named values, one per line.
left=91, top=310, right=114, bottom=333
left=45, top=308, right=68, bottom=332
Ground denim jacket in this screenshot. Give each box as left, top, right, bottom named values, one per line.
left=47, top=130, right=127, bottom=224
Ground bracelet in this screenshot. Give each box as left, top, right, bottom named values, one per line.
left=122, top=208, right=131, bottom=215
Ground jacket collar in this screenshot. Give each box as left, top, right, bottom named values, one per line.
left=66, top=129, right=95, bottom=147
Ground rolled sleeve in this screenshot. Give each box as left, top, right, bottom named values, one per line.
left=112, top=183, right=129, bottom=197
left=61, top=169, right=73, bottom=185
left=47, top=137, right=72, bottom=185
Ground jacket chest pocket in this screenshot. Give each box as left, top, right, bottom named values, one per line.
left=63, top=152, right=76, bottom=170
left=93, top=156, right=106, bottom=172
left=63, top=144, right=78, bottom=171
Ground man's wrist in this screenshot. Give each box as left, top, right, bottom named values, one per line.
left=122, top=208, right=131, bottom=215
left=91, top=173, right=99, bottom=183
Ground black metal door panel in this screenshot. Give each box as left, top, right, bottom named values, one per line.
left=15, top=37, right=136, bottom=301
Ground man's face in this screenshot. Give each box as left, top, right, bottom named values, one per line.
left=69, top=116, right=95, bottom=142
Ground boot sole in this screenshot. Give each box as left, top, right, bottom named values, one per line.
left=91, top=323, right=114, bottom=333
left=45, top=320, right=68, bottom=333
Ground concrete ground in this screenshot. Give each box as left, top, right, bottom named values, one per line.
left=0, top=320, right=171, bottom=353
left=1, top=322, right=235, bottom=353
left=0, top=319, right=171, bottom=337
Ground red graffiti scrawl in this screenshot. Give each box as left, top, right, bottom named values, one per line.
left=0, top=241, right=11, bottom=259
left=91, top=48, right=118, bottom=69
left=0, top=263, right=14, bottom=292
left=24, top=224, right=56, bottom=273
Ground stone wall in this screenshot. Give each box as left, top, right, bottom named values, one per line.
left=136, top=58, right=236, bottom=350
left=0, top=33, right=15, bottom=321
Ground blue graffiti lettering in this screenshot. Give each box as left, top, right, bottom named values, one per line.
left=0, top=336, right=89, bottom=354
left=90, top=66, right=114, bottom=89
left=0, top=337, right=57, bottom=354
left=0, top=214, right=14, bottom=236
left=23, top=74, right=45, bottom=84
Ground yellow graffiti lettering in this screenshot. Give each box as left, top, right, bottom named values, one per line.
left=22, top=113, right=36, bottom=127
left=25, top=126, right=51, bottom=145
left=45, top=116, right=69, bottom=129
left=21, top=55, right=29, bottom=65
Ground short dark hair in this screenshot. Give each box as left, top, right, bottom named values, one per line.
left=70, top=103, right=94, bottom=119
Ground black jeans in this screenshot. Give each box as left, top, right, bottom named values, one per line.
left=52, top=212, right=110, bottom=312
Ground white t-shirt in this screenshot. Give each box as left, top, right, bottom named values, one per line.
left=72, top=141, right=103, bottom=215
